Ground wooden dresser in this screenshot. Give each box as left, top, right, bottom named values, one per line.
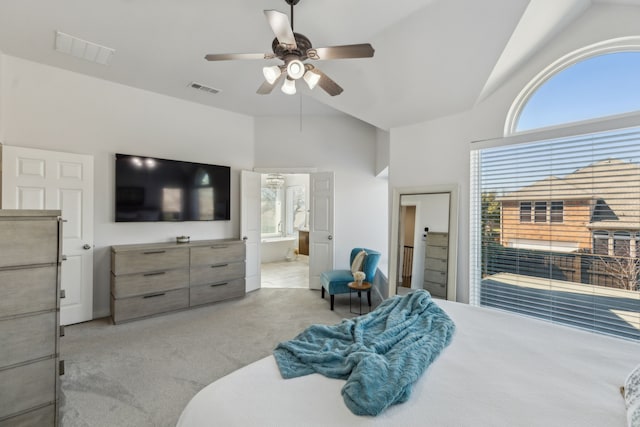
left=111, top=239, right=245, bottom=323
left=0, top=210, right=63, bottom=426
left=423, top=232, right=449, bottom=299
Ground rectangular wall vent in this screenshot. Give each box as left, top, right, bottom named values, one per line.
left=55, top=31, right=115, bottom=65
left=189, top=82, right=221, bottom=94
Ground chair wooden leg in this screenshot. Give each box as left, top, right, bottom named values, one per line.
left=330, top=295, right=334, bottom=311
left=321, top=286, right=325, bottom=299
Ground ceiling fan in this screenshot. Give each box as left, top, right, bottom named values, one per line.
left=204, top=0, right=374, bottom=96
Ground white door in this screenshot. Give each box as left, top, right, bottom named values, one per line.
left=241, top=170, right=261, bottom=292
left=2, top=145, right=94, bottom=325
left=309, top=171, right=334, bottom=290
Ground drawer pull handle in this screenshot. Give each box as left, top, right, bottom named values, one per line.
left=210, top=245, right=228, bottom=249
left=143, top=292, right=166, bottom=299
left=210, top=282, right=228, bottom=287
left=143, top=250, right=166, bottom=255
left=211, top=264, right=228, bottom=268
left=59, top=360, right=65, bottom=376
left=143, top=272, right=166, bottom=277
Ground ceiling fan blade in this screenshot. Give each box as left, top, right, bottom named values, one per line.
left=256, top=73, right=284, bottom=95
left=312, top=68, right=344, bottom=96
left=264, top=10, right=297, bottom=49
left=307, top=43, right=375, bottom=60
left=205, top=53, right=275, bottom=61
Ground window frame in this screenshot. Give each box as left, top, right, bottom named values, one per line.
left=550, top=201, right=564, bottom=223
left=520, top=201, right=532, bottom=223
left=534, top=201, right=547, bottom=223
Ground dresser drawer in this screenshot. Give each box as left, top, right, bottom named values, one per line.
left=424, top=280, right=447, bottom=298
left=427, top=232, right=448, bottom=247
left=425, top=257, right=447, bottom=273
left=190, top=242, right=245, bottom=266
left=0, top=219, right=58, bottom=268
left=0, top=265, right=58, bottom=317
left=111, top=268, right=189, bottom=298
left=190, top=261, right=245, bottom=287
left=426, top=245, right=448, bottom=260
left=111, top=247, right=189, bottom=275
left=424, top=268, right=447, bottom=284
left=0, top=403, right=56, bottom=427
left=111, top=288, right=189, bottom=324
left=0, top=358, right=56, bottom=420
left=190, top=278, right=245, bottom=307
left=0, top=312, right=56, bottom=368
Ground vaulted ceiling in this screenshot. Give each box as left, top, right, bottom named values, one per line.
left=0, top=0, right=635, bottom=130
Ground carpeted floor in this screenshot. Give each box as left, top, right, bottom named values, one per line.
left=59, top=288, right=360, bottom=427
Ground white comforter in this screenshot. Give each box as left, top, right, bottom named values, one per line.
left=177, top=300, right=640, bottom=427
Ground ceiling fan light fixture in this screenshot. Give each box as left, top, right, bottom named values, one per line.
left=263, top=65, right=282, bottom=84
left=286, top=59, right=305, bottom=79
left=281, top=77, right=297, bottom=95
left=303, top=69, right=321, bottom=90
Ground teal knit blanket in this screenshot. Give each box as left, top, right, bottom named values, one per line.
left=273, top=290, right=455, bottom=416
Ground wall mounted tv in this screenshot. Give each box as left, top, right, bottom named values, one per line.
left=115, top=153, right=231, bottom=222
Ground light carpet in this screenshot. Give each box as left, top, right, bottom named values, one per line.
left=60, top=288, right=363, bottom=427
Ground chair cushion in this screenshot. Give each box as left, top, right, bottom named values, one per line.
left=321, top=270, right=355, bottom=295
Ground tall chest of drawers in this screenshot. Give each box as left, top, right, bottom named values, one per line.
left=111, top=239, right=245, bottom=324
left=0, top=210, right=63, bottom=426
left=423, top=232, right=449, bottom=299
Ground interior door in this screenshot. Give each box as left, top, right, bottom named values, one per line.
left=1, top=145, right=94, bottom=325
left=308, top=171, right=334, bottom=290
left=241, top=170, right=261, bottom=292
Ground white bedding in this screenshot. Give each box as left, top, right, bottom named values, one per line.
left=177, top=300, right=640, bottom=427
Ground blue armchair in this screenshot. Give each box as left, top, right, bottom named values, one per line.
left=320, top=248, right=381, bottom=310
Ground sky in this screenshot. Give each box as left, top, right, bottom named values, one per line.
left=516, top=52, right=640, bottom=132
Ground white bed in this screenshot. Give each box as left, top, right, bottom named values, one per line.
left=177, top=300, right=640, bottom=427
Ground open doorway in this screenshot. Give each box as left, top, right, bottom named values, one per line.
left=259, top=173, right=310, bottom=289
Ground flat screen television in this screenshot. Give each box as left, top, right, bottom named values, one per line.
left=115, top=153, right=230, bottom=222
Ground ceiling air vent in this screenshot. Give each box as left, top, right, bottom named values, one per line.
left=189, top=82, right=221, bottom=95
left=55, top=31, right=115, bottom=65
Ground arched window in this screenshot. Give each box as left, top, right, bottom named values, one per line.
left=506, top=38, right=640, bottom=134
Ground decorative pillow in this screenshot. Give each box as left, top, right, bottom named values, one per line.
left=350, top=250, right=367, bottom=275
left=623, top=363, right=640, bottom=427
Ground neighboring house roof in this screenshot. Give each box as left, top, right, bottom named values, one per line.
left=497, top=176, right=592, bottom=201
left=498, top=159, right=640, bottom=229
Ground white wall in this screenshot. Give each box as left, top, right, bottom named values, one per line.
left=1, top=55, right=254, bottom=318
left=375, top=128, right=390, bottom=176
left=0, top=50, right=5, bottom=143
left=389, top=3, right=640, bottom=303
left=254, top=115, right=388, bottom=273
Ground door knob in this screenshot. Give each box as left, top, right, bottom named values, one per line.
left=83, top=244, right=92, bottom=250
left=328, top=235, right=333, bottom=240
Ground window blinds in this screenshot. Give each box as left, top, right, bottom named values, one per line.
left=471, top=127, right=640, bottom=341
